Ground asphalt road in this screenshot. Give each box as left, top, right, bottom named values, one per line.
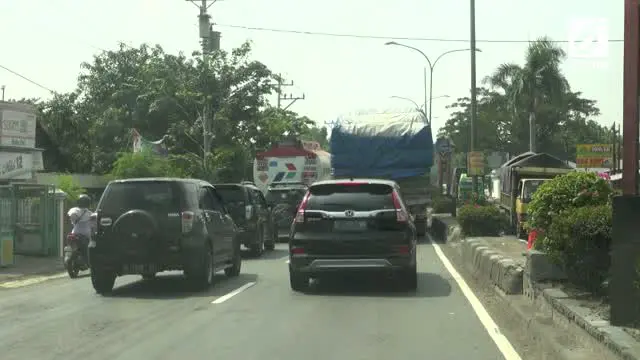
left=0, top=241, right=518, bottom=360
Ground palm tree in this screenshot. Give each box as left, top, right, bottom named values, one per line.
left=483, top=37, right=569, bottom=152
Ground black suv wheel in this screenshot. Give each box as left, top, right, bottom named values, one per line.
left=187, top=242, right=214, bottom=289
left=225, top=238, right=242, bottom=277
left=289, top=267, right=309, bottom=292
left=399, top=265, right=418, bottom=291
left=264, top=226, right=275, bottom=251
left=91, top=269, right=116, bottom=295
left=250, top=227, right=265, bottom=257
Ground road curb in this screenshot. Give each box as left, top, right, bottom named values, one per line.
left=0, top=267, right=66, bottom=287
left=538, top=287, right=640, bottom=360
left=430, top=214, right=636, bottom=359
left=439, top=240, right=574, bottom=359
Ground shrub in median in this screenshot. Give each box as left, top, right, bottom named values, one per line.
left=536, top=205, right=612, bottom=293
left=459, top=191, right=488, bottom=207
left=526, top=171, right=611, bottom=233
left=457, top=204, right=507, bottom=236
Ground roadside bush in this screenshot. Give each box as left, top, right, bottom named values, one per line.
left=536, top=205, right=612, bottom=293
left=432, top=196, right=455, bottom=213
left=457, top=204, right=507, bottom=236
left=527, top=171, right=611, bottom=232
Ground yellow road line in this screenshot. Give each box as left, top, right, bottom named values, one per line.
left=0, top=273, right=67, bottom=289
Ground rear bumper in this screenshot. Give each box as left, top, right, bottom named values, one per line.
left=277, top=229, right=290, bottom=239
left=289, top=254, right=414, bottom=274
left=88, top=237, right=204, bottom=275
left=236, top=229, right=256, bottom=246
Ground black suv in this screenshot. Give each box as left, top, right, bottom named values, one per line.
left=88, top=178, right=241, bottom=295
left=265, top=183, right=307, bottom=241
left=288, top=179, right=418, bottom=292
left=213, top=182, right=275, bottom=256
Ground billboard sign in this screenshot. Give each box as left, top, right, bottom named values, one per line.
left=0, top=109, right=37, bottom=148
left=576, top=144, right=613, bottom=168
left=467, top=151, right=485, bottom=176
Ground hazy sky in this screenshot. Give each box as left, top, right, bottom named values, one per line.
left=0, top=0, right=622, bottom=136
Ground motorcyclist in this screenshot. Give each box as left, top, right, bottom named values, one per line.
left=67, top=194, right=92, bottom=256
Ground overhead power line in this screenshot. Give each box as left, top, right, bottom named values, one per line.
left=0, top=64, right=56, bottom=94
left=217, top=23, right=624, bottom=43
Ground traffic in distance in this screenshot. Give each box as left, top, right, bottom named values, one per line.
left=68, top=113, right=435, bottom=294
left=80, top=176, right=419, bottom=294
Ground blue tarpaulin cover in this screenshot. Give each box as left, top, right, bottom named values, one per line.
left=330, top=111, right=433, bottom=179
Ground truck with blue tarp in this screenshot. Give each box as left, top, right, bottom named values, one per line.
left=330, top=111, right=434, bottom=235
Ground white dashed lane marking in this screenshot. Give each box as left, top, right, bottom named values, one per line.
left=211, top=282, right=256, bottom=304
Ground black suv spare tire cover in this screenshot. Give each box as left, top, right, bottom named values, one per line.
left=113, top=210, right=158, bottom=243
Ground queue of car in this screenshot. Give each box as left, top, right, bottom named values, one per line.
left=87, top=177, right=418, bottom=295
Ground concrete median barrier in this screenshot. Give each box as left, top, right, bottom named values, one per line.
left=462, top=238, right=524, bottom=295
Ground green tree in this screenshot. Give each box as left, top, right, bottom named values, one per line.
left=439, top=37, right=607, bottom=163
left=301, top=125, right=330, bottom=151
left=31, top=41, right=330, bottom=181
left=484, top=37, right=569, bottom=153
left=57, top=175, right=86, bottom=203
left=438, top=88, right=511, bottom=154
left=109, top=152, right=185, bottom=179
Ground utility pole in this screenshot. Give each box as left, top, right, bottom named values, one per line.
left=1, top=85, right=5, bottom=101
left=272, top=73, right=304, bottom=110
left=187, top=0, right=220, bottom=168
left=275, top=73, right=293, bottom=109
left=612, top=123, right=618, bottom=173
left=469, top=0, right=479, bottom=191
left=280, top=93, right=305, bottom=111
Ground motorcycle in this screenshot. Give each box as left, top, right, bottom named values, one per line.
left=63, top=233, right=90, bottom=278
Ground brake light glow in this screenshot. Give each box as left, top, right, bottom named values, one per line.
left=291, top=247, right=305, bottom=255
left=395, top=245, right=410, bottom=254
left=392, top=191, right=409, bottom=223
left=294, top=192, right=311, bottom=223
left=181, top=211, right=195, bottom=233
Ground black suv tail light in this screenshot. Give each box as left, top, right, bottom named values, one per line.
left=181, top=211, right=195, bottom=233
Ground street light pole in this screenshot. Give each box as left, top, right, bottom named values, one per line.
left=385, top=42, right=480, bottom=124
left=423, top=67, right=428, bottom=118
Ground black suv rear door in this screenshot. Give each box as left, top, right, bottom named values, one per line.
left=96, top=181, right=182, bottom=254
left=208, top=186, right=235, bottom=257
left=199, top=186, right=228, bottom=262
left=250, top=188, right=272, bottom=238
left=214, top=185, right=247, bottom=227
